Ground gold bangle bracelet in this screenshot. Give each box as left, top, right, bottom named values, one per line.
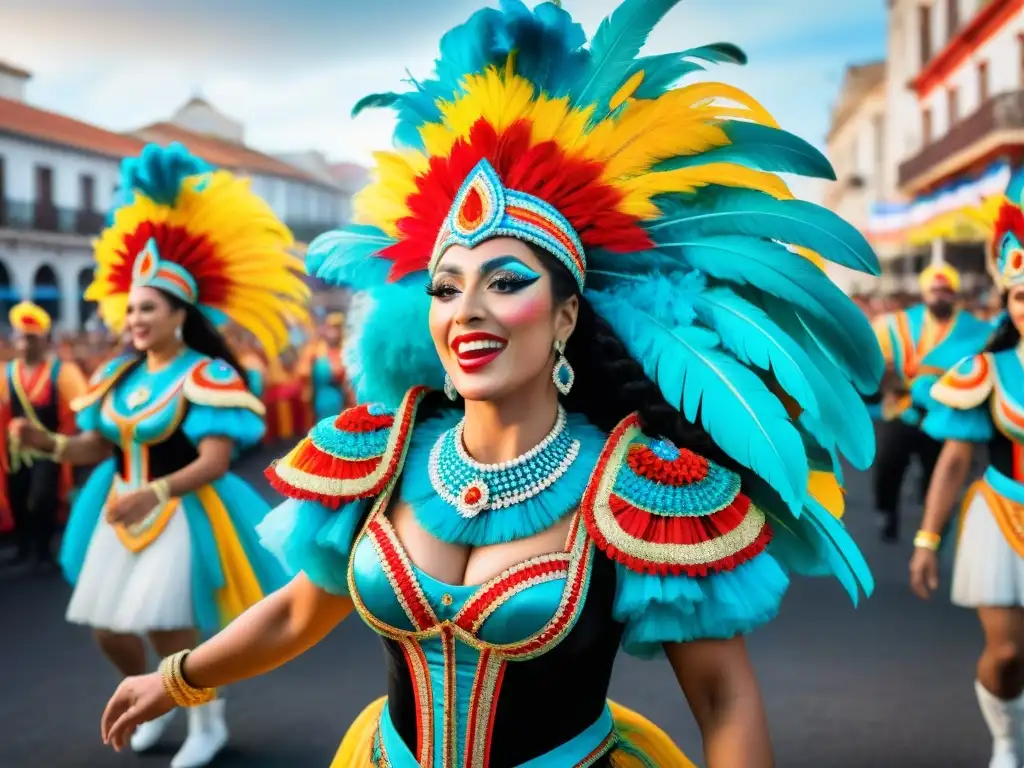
left=49, top=433, right=68, bottom=462
left=913, top=530, right=942, bottom=551
left=158, top=650, right=216, bottom=708
left=149, top=478, right=172, bottom=506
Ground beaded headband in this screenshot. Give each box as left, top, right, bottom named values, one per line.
left=131, top=237, right=199, bottom=305
left=429, top=159, right=587, bottom=290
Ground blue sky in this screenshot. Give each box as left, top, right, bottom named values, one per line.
left=2, top=0, right=885, bottom=197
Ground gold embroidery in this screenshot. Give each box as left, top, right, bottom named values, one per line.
left=273, top=388, right=424, bottom=498
left=589, top=423, right=767, bottom=566
left=454, top=553, right=570, bottom=634
left=441, top=627, right=456, bottom=768
left=465, top=651, right=505, bottom=768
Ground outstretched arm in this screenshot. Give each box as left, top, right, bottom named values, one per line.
left=101, top=572, right=353, bottom=750
left=666, top=637, right=773, bottom=768
left=11, top=422, right=112, bottom=467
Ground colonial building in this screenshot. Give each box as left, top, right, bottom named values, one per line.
left=0, top=64, right=364, bottom=331
left=872, top=0, right=1024, bottom=298
left=825, top=61, right=887, bottom=296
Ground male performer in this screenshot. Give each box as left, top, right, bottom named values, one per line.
left=871, top=264, right=991, bottom=542
left=0, top=302, right=86, bottom=568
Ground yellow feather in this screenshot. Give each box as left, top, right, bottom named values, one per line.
left=619, top=163, right=793, bottom=219
left=791, top=245, right=826, bottom=270
left=352, top=150, right=427, bottom=235
left=86, top=169, right=307, bottom=357
left=609, top=70, right=644, bottom=112
left=808, top=471, right=845, bottom=519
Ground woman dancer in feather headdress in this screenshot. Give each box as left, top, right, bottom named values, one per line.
left=911, top=170, right=1024, bottom=768
left=11, top=143, right=306, bottom=768
left=100, top=2, right=880, bottom=765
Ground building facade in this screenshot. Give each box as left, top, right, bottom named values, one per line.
left=873, top=0, right=1024, bottom=298
left=825, top=61, right=887, bottom=296
left=0, top=65, right=364, bottom=331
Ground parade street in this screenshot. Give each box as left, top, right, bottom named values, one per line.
left=0, top=442, right=987, bottom=768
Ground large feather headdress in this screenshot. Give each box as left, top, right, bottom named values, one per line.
left=87, top=143, right=310, bottom=356
left=310, top=0, right=883, bottom=541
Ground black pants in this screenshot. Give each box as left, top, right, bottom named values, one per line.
left=872, top=418, right=943, bottom=538
left=8, top=460, right=60, bottom=561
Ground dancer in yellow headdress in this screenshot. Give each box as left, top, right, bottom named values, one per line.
left=10, top=143, right=306, bottom=768
left=100, top=3, right=878, bottom=765
left=0, top=301, right=86, bottom=567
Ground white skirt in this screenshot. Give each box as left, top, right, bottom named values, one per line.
left=951, top=490, right=1024, bottom=608
left=65, top=505, right=194, bottom=633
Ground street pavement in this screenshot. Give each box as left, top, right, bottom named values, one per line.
left=0, top=442, right=988, bottom=768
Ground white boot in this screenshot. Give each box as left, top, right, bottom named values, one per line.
left=130, top=708, right=177, bottom=752
left=975, top=680, right=1024, bottom=768
left=170, top=699, right=228, bottom=768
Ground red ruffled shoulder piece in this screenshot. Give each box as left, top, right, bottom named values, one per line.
left=581, top=414, right=772, bottom=577
left=264, top=386, right=428, bottom=508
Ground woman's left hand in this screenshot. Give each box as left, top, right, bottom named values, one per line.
left=106, top=488, right=160, bottom=527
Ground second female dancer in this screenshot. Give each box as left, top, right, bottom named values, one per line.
left=11, top=143, right=307, bottom=768
left=100, top=2, right=881, bottom=765
left=911, top=169, right=1024, bottom=768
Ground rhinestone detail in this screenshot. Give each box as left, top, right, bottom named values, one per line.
left=428, top=406, right=580, bottom=518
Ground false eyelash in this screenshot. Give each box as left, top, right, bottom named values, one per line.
left=425, top=282, right=455, bottom=297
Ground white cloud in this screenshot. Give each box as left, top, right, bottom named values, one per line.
left=4, top=0, right=883, bottom=205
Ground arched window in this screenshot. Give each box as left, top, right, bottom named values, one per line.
left=0, top=261, right=16, bottom=327
left=77, top=267, right=94, bottom=330
left=32, top=265, right=61, bottom=324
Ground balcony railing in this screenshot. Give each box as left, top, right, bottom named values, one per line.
left=1, top=200, right=107, bottom=237
left=898, top=90, right=1024, bottom=191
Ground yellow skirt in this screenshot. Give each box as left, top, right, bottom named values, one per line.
left=331, top=697, right=696, bottom=767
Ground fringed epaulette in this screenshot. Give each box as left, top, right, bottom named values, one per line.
left=582, top=414, right=771, bottom=577
left=182, top=358, right=265, bottom=415
left=70, top=355, right=135, bottom=413
left=265, top=386, right=427, bottom=508
left=930, top=353, right=994, bottom=410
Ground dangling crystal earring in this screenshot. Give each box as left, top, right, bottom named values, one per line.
left=444, top=372, right=458, bottom=401
left=552, top=339, right=574, bottom=396
left=174, top=325, right=183, bottom=341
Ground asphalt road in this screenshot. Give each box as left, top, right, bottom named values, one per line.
left=0, top=441, right=989, bottom=768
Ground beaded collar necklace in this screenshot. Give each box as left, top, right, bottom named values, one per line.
left=429, top=406, right=580, bottom=518
left=400, top=407, right=606, bottom=547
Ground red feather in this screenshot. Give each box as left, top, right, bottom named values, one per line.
left=110, top=222, right=229, bottom=304
left=382, top=118, right=653, bottom=281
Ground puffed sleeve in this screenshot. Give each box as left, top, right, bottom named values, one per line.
left=582, top=419, right=789, bottom=659
left=181, top=358, right=266, bottom=449
left=260, top=388, right=428, bottom=594
left=921, top=354, right=995, bottom=443
left=257, top=497, right=367, bottom=595
left=583, top=417, right=871, bottom=660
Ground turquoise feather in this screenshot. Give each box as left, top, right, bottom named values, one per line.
left=116, top=142, right=210, bottom=211
left=351, top=92, right=401, bottom=118
left=655, top=122, right=835, bottom=180
left=575, top=0, right=682, bottom=119
left=692, top=285, right=821, bottom=420
left=590, top=290, right=808, bottom=513
left=625, top=42, right=747, bottom=99
left=650, top=188, right=879, bottom=275
left=654, top=234, right=881, bottom=393
left=763, top=300, right=874, bottom=470
left=308, top=225, right=397, bottom=291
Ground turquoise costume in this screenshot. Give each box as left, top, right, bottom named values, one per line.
left=312, top=351, right=345, bottom=421
left=254, top=1, right=882, bottom=764
left=62, top=350, right=286, bottom=633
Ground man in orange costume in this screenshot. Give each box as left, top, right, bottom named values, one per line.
left=0, top=302, right=86, bottom=568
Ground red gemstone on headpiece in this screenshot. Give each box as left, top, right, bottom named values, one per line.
left=1013, top=252, right=1022, bottom=270
left=461, top=187, right=484, bottom=228
left=464, top=487, right=482, bottom=504
left=21, top=317, right=39, bottom=329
